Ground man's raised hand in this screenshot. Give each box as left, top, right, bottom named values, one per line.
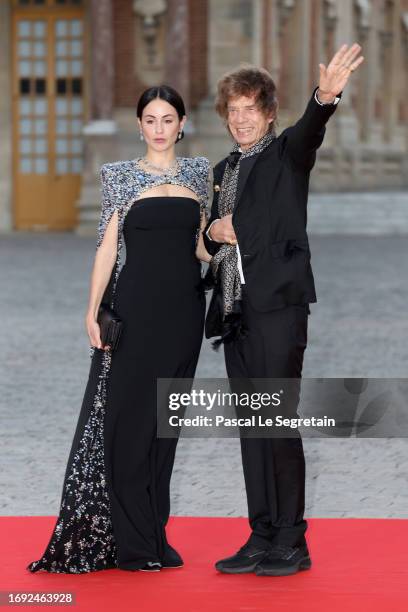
left=318, top=43, right=364, bottom=101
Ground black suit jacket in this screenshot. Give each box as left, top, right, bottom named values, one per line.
left=204, top=87, right=341, bottom=337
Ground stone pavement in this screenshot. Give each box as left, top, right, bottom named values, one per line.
left=1, top=223, right=408, bottom=519
left=307, top=191, right=408, bottom=235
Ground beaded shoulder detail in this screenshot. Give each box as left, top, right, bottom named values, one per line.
left=96, top=156, right=210, bottom=250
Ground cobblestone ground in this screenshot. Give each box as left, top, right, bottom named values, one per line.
left=1, top=229, right=408, bottom=519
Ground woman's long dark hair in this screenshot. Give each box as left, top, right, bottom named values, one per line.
left=136, top=85, right=186, bottom=142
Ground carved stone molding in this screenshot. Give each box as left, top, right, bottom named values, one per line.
left=323, top=0, right=338, bottom=30
left=133, top=0, right=167, bottom=69
left=133, top=0, right=166, bottom=23
left=354, top=0, right=372, bottom=38
left=277, top=0, right=296, bottom=36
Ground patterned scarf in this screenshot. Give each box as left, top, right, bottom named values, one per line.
left=210, top=131, right=276, bottom=320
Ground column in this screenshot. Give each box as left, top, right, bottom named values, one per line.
left=330, top=0, right=360, bottom=150
left=276, top=0, right=297, bottom=111
left=192, top=0, right=264, bottom=163
left=90, top=0, right=115, bottom=123
left=208, top=0, right=258, bottom=95
left=76, top=0, right=117, bottom=236
left=290, top=0, right=312, bottom=113
left=354, top=0, right=374, bottom=143
left=402, top=8, right=408, bottom=157
left=164, top=0, right=190, bottom=109
left=264, top=0, right=281, bottom=84
left=383, top=0, right=402, bottom=144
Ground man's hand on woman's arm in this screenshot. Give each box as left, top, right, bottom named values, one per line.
left=207, top=214, right=237, bottom=245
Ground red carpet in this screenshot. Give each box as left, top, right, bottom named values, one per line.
left=1, top=516, right=407, bottom=611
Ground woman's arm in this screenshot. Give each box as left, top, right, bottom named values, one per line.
left=85, top=210, right=118, bottom=349
left=195, top=208, right=212, bottom=263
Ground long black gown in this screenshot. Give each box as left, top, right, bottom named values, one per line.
left=27, top=195, right=205, bottom=572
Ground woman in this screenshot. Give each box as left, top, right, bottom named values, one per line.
left=27, top=85, right=211, bottom=573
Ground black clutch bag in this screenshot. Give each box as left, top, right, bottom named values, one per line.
left=97, top=303, right=123, bottom=350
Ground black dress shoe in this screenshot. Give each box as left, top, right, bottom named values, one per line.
left=255, top=544, right=311, bottom=576
left=215, top=543, right=270, bottom=574
left=161, top=544, right=184, bottom=569
left=138, top=561, right=162, bottom=572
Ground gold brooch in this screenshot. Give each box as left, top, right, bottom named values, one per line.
left=214, top=184, right=220, bottom=192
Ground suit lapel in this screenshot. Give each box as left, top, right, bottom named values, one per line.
left=233, top=142, right=274, bottom=213
left=234, top=155, right=258, bottom=211
left=214, top=159, right=228, bottom=187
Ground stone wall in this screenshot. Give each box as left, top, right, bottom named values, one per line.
left=1, top=1, right=406, bottom=233
left=191, top=0, right=408, bottom=188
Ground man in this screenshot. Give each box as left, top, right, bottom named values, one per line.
left=204, top=44, right=364, bottom=576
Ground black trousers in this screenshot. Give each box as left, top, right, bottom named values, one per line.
left=224, top=287, right=310, bottom=548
